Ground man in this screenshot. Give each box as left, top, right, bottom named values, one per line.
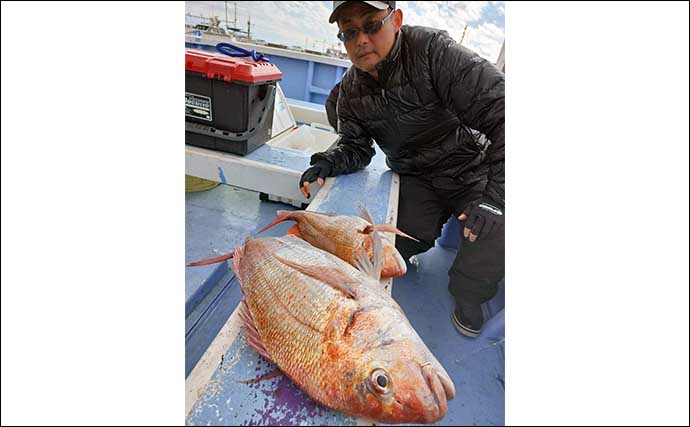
left=299, top=1, right=505, bottom=338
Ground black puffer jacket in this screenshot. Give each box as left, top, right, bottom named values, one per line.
left=311, top=25, right=505, bottom=208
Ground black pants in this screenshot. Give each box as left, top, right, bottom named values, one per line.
left=395, top=173, right=505, bottom=306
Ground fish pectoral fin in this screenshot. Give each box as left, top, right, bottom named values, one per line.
left=357, top=205, right=420, bottom=242
left=354, top=230, right=383, bottom=281
left=273, top=254, right=359, bottom=299
left=359, top=224, right=420, bottom=242
left=239, top=299, right=274, bottom=363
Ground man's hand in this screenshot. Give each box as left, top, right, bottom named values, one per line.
left=299, top=161, right=333, bottom=198
left=458, top=200, right=504, bottom=242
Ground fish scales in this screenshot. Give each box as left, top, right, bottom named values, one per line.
left=239, top=237, right=360, bottom=402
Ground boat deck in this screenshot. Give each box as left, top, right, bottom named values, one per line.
left=185, top=147, right=504, bottom=425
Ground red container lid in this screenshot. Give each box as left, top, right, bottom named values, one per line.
left=185, top=48, right=282, bottom=84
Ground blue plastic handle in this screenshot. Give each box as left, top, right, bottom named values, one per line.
left=215, top=42, right=270, bottom=62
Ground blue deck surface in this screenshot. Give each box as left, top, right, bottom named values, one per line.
left=185, top=185, right=296, bottom=315
left=186, top=147, right=504, bottom=425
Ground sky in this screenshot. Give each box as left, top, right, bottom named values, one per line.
left=185, top=1, right=505, bottom=63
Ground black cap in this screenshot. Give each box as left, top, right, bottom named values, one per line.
left=329, top=1, right=395, bottom=24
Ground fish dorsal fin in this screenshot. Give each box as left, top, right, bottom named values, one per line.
left=273, top=254, right=359, bottom=299
left=238, top=298, right=274, bottom=363
left=354, top=230, right=383, bottom=281
left=358, top=206, right=375, bottom=224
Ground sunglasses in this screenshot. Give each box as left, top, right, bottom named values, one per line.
left=337, top=9, right=395, bottom=42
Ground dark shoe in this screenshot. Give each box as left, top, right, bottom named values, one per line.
left=452, top=302, right=483, bottom=338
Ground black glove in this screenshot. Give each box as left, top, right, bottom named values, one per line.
left=461, top=199, right=504, bottom=241
left=299, top=160, right=333, bottom=197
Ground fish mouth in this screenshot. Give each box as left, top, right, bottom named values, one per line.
left=421, top=363, right=455, bottom=422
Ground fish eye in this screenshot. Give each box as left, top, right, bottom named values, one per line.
left=369, top=368, right=392, bottom=394
left=376, top=375, right=387, bottom=388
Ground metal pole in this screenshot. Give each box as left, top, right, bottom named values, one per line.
left=459, top=24, right=468, bottom=45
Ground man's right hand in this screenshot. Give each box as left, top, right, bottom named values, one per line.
left=299, top=161, right=333, bottom=198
